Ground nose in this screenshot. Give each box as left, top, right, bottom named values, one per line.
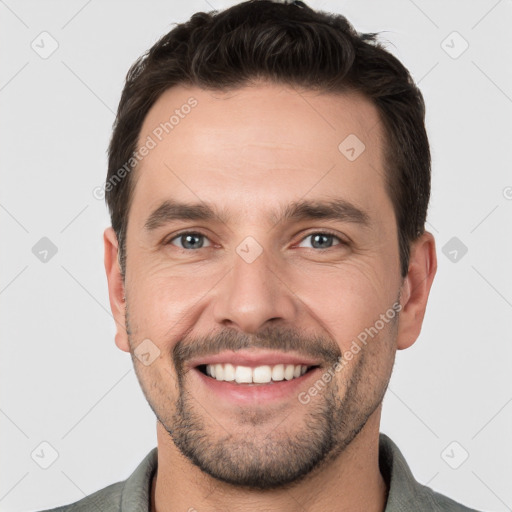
left=212, top=245, right=298, bottom=334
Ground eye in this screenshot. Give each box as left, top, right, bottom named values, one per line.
left=165, top=230, right=346, bottom=251
left=167, top=231, right=212, bottom=250
left=297, top=231, right=345, bottom=250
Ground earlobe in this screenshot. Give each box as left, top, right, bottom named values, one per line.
left=103, top=227, right=130, bottom=353
left=396, top=231, right=437, bottom=350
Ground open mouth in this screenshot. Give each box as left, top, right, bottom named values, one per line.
left=196, top=363, right=321, bottom=385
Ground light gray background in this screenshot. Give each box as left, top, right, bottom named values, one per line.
left=1, top=1, right=511, bottom=511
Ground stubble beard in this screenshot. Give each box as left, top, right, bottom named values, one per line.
left=125, top=302, right=397, bottom=490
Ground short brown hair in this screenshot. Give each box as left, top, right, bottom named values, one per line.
left=106, top=0, right=430, bottom=279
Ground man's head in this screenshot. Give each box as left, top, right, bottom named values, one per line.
left=104, top=0, right=436, bottom=490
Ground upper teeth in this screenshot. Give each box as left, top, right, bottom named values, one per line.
left=205, top=363, right=308, bottom=384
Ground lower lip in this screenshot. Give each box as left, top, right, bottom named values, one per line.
left=192, top=367, right=322, bottom=405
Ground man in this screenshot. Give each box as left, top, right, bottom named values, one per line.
left=40, top=0, right=479, bottom=510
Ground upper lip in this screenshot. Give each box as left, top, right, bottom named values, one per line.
left=188, top=349, right=322, bottom=369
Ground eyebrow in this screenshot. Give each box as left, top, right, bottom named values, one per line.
left=143, top=198, right=371, bottom=232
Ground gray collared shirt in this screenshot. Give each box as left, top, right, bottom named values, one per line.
left=38, top=433, right=480, bottom=511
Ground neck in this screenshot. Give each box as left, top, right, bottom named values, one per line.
left=151, top=407, right=388, bottom=512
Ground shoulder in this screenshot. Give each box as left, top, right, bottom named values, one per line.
left=36, top=482, right=124, bottom=512
left=418, top=485, right=482, bottom=512
left=33, top=447, right=158, bottom=512
left=379, top=433, right=481, bottom=512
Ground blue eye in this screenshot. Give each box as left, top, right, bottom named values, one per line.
left=297, top=232, right=344, bottom=250
left=166, top=231, right=345, bottom=251
left=168, top=232, right=212, bottom=250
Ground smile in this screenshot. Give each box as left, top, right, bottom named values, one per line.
left=199, top=363, right=319, bottom=384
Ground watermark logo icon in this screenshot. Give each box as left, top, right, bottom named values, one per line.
left=441, top=441, right=469, bottom=469
left=338, top=134, right=366, bottom=162
left=31, top=32, right=59, bottom=59
left=31, top=441, right=59, bottom=469
left=32, top=237, right=58, bottom=263
left=442, top=236, right=468, bottom=263
left=236, top=236, right=263, bottom=264
left=441, top=31, right=469, bottom=60
left=135, top=339, right=161, bottom=366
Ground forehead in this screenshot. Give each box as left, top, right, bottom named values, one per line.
left=130, top=82, right=390, bottom=228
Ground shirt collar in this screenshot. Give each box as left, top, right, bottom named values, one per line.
left=121, top=447, right=157, bottom=512
left=379, top=432, right=426, bottom=510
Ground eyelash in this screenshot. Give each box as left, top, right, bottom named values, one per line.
left=165, top=230, right=347, bottom=251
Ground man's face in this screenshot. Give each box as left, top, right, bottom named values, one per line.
left=116, top=83, right=406, bottom=488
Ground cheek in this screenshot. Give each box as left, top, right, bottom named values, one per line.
left=125, top=267, right=198, bottom=347
left=125, top=255, right=239, bottom=362
left=292, top=260, right=393, bottom=348
left=127, top=240, right=398, bottom=353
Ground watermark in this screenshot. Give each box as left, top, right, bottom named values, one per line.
left=31, top=31, right=59, bottom=60
left=442, top=236, right=468, bottom=263
left=32, top=236, right=58, bottom=263
left=338, top=133, right=365, bottom=162
left=31, top=441, right=59, bottom=469
left=92, top=97, right=198, bottom=200
left=298, top=301, right=402, bottom=405
left=236, top=236, right=264, bottom=263
left=440, top=31, right=469, bottom=60
left=134, top=338, right=161, bottom=366
left=441, top=441, right=469, bottom=469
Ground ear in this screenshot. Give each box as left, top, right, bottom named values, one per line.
left=104, top=227, right=130, bottom=353
left=396, top=231, right=437, bottom=350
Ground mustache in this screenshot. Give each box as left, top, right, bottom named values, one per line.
left=173, top=324, right=341, bottom=376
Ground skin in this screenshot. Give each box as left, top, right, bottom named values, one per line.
left=104, top=82, right=437, bottom=512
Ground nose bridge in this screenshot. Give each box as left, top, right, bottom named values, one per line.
left=212, top=237, right=297, bottom=333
